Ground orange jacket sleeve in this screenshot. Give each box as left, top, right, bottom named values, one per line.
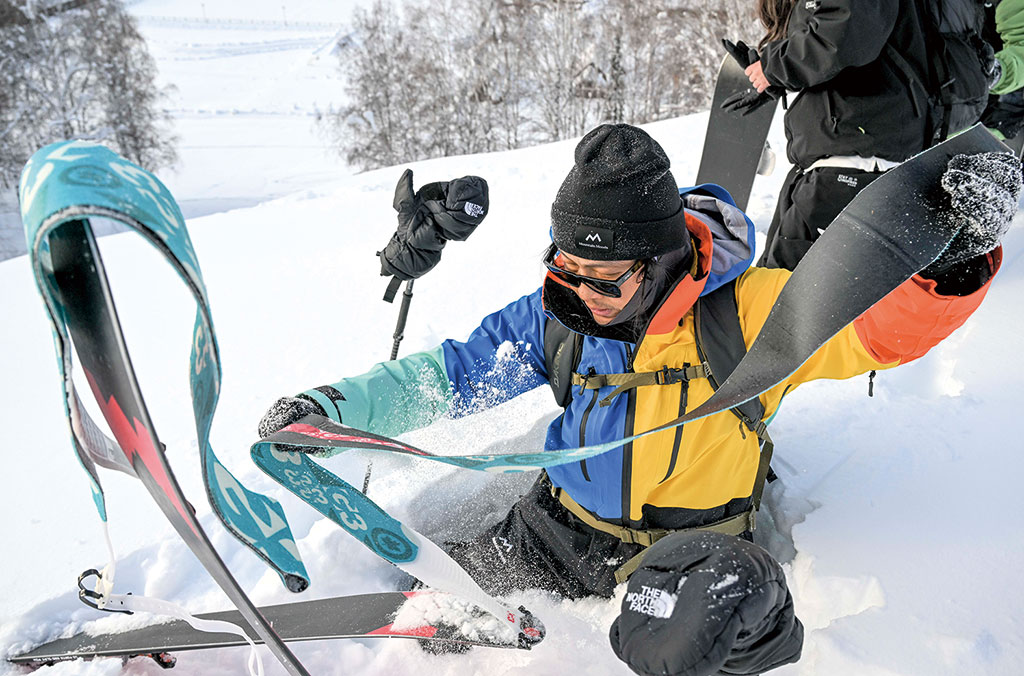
left=853, top=248, right=1002, bottom=365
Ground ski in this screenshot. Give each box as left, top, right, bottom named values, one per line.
left=45, top=220, right=309, bottom=674
left=7, top=590, right=527, bottom=669
left=695, top=55, right=780, bottom=210
left=20, top=141, right=311, bottom=675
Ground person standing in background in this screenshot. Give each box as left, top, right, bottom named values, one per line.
left=737, top=0, right=1021, bottom=270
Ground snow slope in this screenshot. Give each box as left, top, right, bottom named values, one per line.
left=1, top=3, right=1023, bottom=676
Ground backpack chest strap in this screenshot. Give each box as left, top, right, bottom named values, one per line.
left=571, top=363, right=711, bottom=407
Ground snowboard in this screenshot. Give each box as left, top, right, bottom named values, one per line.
left=7, top=590, right=523, bottom=669
left=695, top=55, right=780, bottom=210
left=1002, top=130, right=1024, bottom=157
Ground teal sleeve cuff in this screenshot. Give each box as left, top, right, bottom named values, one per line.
left=301, top=346, right=452, bottom=438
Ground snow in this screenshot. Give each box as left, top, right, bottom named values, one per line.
left=2, top=2, right=1024, bottom=675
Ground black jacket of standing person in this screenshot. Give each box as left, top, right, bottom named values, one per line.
left=753, top=0, right=997, bottom=270
left=761, top=0, right=994, bottom=168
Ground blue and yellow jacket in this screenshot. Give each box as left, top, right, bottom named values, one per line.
left=301, top=187, right=998, bottom=531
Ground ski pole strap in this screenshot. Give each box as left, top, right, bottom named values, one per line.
left=571, top=363, right=710, bottom=407
left=382, top=275, right=403, bottom=303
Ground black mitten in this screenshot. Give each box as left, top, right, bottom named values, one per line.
left=922, top=152, right=1021, bottom=278
left=379, top=169, right=489, bottom=281
left=722, top=88, right=781, bottom=116
left=257, top=396, right=325, bottom=439
left=609, top=531, right=803, bottom=676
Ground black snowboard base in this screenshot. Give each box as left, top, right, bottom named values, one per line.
left=695, top=55, right=780, bottom=210
left=8, top=591, right=519, bottom=669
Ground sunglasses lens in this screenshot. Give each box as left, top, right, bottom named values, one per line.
left=583, top=279, right=621, bottom=298
left=545, top=251, right=633, bottom=298
left=550, top=267, right=581, bottom=287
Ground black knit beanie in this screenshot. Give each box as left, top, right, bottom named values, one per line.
left=551, top=124, right=690, bottom=261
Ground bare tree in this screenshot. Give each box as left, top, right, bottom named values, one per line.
left=320, top=1, right=421, bottom=170
left=0, top=0, right=176, bottom=189
left=323, top=0, right=762, bottom=171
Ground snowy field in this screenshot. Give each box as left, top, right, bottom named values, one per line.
left=2, top=2, right=1024, bottom=675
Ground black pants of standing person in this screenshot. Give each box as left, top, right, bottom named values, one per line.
left=759, top=164, right=886, bottom=270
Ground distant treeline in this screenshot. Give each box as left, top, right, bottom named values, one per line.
left=0, top=0, right=175, bottom=189
left=319, top=0, right=761, bottom=172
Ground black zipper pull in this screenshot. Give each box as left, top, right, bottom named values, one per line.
left=868, top=370, right=876, bottom=397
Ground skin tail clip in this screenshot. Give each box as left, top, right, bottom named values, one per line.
left=78, top=569, right=133, bottom=615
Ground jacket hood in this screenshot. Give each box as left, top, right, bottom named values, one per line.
left=543, top=184, right=755, bottom=341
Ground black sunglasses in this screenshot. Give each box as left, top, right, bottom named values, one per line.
left=544, top=249, right=643, bottom=298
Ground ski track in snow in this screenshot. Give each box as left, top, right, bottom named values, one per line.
left=2, top=2, right=1024, bottom=675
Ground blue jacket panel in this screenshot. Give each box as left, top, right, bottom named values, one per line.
left=439, top=290, right=550, bottom=416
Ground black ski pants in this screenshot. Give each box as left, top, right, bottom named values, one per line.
left=445, top=475, right=804, bottom=676
left=759, top=164, right=885, bottom=270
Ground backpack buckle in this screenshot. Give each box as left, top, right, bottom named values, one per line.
left=655, top=366, right=686, bottom=385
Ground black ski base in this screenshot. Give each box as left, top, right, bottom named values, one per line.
left=8, top=591, right=520, bottom=669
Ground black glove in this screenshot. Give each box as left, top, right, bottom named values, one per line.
left=722, top=88, right=781, bottom=116
left=258, top=396, right=325, bottom=439
left=378, top=169, right=489, bottom=282
left=722, top=38, right=758, bottom=69
left=609, top=531, right=803, bottom=676
left=720, top=39, right=785, bottom=115
left=921, top=151, right=1022, bottom=280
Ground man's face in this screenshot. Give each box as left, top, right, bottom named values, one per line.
left=558, top=251, right=644, bottom=325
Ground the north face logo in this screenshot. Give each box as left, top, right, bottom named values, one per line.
left=575, top=225, right=613, bottom=252
left=625, top=584, right=677, bottom=619
left=464, top=201, right=485, bottom=217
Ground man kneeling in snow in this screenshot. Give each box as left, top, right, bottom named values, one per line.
left=260, top=124, right=1019, bottom=676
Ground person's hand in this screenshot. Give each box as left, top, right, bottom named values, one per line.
left=258, top=396, right=325, bottom=439
left=609, top=531, right=803, bottom=676
left=922, top=152, right=1022, bottom=277
left=380, top=169, right=489, bottom=281
left=721, top=89, right=777, bottom=116
left=746, top=61, right=771, bottom=93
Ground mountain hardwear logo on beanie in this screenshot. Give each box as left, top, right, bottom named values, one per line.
left=551, top=124, right=690, bottom=261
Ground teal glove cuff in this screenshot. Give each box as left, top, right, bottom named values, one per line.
left=302, top=346, right=452, bottom=438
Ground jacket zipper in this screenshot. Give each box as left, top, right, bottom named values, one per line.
left=825, top=89, right=839, bottom=133
left=659, top=374, right=690, bottom=483
left=578, top=367, right=597, bottom=481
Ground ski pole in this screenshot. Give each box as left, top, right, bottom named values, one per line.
left=390, top=279, right=415, bottom=360
left=363, top=279, right=415, bottom=495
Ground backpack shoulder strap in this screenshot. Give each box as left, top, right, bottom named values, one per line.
left=693, top=278, right=766, bottom=433
left=544, top=317, right=582, bottom=408
left=694, top=279, right=775, bottom=509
